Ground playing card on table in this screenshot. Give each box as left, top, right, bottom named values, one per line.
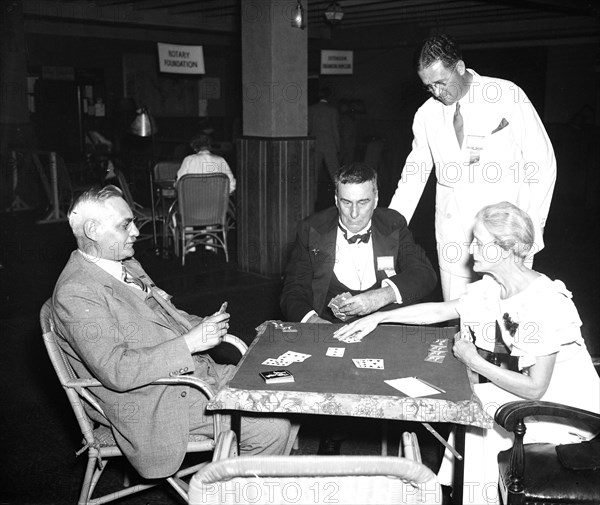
left=262, top=358, right=291, bottom=366
left=429, top=344, right=447, bottom=351
left=352, top=358, right=384, bottom=369
left=335, top=331, right=363, bottom=344
left=326, top=347, right=345, bottom=357
left=278, top=350, right=311, bottom=363
left=424, top=354, right=446, bottom=363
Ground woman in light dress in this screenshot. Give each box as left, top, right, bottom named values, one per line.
left=334, top=201, right=600, bottom=505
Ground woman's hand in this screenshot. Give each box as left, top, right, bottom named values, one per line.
left=333, top=313, right=383, bottom=340
left=452, top=332, right=479, bottom=368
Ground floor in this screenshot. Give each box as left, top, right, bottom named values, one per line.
left=0, top=191, right=598, bottom=504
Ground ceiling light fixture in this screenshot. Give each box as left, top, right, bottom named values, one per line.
left=291, top=0, right=305, bottom=29
left=324, top=1, right=344, bottom=25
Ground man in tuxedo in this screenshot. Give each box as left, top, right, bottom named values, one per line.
left=51, top=185, right=291, bottom=479
left=281, top=162, right=437, bottom=324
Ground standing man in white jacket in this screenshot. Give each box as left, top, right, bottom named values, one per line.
left=389, top=34, right=556, bottom=300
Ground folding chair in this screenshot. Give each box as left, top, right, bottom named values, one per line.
left=188, top=430, right=441, bottom=504
left=170, top=173, right=231, bottom=265
left=40, top=299, right=248, bottom=505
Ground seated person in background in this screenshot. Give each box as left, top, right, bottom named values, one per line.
left=335, top=201, right=600, bottom=505
left=281, top=162, right=437, bottom=324
left=51, top=185, right=291, bottom=479
left=177, top=133, right=236, bottom=194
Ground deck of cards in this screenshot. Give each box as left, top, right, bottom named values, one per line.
left=328, top=292, right=352, bottom=321
left=259, top=369, right=294, bottom=384
left=262, top=350, right=311, bottom=367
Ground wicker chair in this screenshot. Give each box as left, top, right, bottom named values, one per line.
left=495, top=400, right=600, bottom=505
left=188, top=430, right=442, bottom=505
left=170, top=173, right=231, bottom=265
left=40, top=299, right=248, bottom=505
left=154, top=160, right=181, bottom=182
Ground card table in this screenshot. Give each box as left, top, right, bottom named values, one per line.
left=208, top=321, right=493, bottom=504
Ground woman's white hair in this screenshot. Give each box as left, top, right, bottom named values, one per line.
left=475, top=201, right=535, bottom=258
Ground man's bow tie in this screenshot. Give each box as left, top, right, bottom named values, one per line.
left=339, top=224, right=372, bottom=244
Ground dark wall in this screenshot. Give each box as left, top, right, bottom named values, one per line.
left=25, top=33, right=241, bottom=162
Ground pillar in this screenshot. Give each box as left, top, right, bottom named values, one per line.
left=237, top=0, right=314, bottom=277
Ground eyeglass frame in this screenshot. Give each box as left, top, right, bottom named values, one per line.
left=422, top=63, right=459, bottom=94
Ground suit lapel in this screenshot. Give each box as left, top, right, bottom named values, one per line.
left=72, top=252, right=175, bottom=331
left=371, top=211, right=399, bottom=282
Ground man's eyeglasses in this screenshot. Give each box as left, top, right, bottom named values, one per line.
left=422, top=64, right=458, bottom=94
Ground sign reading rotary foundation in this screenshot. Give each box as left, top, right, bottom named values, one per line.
left=321, top=50, right=353, bottom=75
left=158, top=43, right=205, bottom=74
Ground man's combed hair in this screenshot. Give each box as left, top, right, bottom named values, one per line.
left=68, top=185, right=123, bottom=234
left=335, top=162, right=378, bottom=189
left=417, top=34, right=462, bottom=71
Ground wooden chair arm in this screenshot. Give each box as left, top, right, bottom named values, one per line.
left=495, top=400, right=600, bottom=499
left=495, top=400, right=600, bottom=433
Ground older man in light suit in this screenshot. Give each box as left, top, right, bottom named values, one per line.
left=51, top=185, right=291, bottom=479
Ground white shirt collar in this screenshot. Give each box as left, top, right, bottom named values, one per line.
left=338, top=219, right=372, bottom=238
left=78, top=249, right=123, bottom=282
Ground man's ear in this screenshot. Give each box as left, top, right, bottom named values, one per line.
left=83, top=218, right=99, bottom=241
left=456, top=59, right=466, bottom=76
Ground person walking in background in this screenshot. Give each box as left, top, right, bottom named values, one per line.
left=389, top=34, right=556, bottom=300
left=338, top=98, right=358, bottom=166
left=309, top=87, right=341, bottom=210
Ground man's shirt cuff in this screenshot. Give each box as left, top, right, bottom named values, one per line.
left=382, top=279, right=403, bottom=304
left=301, top=310, right=318, bottom=323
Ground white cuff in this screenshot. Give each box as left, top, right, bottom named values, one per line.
left=301, top=310, right=318, bottom=323
left=382, top=279, right=402, bottom=304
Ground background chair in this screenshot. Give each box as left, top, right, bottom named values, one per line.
left=171, top=173, right=231, bottom=265
left=40, top=299, right=248, bottom=505
left=154, top=160, right=181, bottom=182
left=188, top=429, right=441, bottom=505
left=495, top=400, right=600, bottom=505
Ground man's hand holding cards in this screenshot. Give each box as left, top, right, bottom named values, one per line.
left=328, top=292, right=352, bottom=320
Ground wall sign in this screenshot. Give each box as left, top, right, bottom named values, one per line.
left=157, top=43, right=205, bottom=74
left=320, top=50, right=353, bottom=75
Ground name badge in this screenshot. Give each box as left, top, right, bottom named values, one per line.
left=377, top=256, right=396, bottom=277
left=466, top=135, right=485, bottom=164
left=466, top=135, right=485, bottom=151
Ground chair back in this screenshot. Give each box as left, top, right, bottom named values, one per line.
left=189, top=431, right=441, bottom=505
left=154, top=161, right=181, bottom=181
left=176, top=174, right=229, bottom=228
left=40, top=299, right=108, bottom=448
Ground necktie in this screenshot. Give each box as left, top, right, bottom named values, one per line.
left=453, top=102, right=464, bottom=148
left=121, top=263, right=147, bottom=292
left=339, top=224, right=372, bottom=244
